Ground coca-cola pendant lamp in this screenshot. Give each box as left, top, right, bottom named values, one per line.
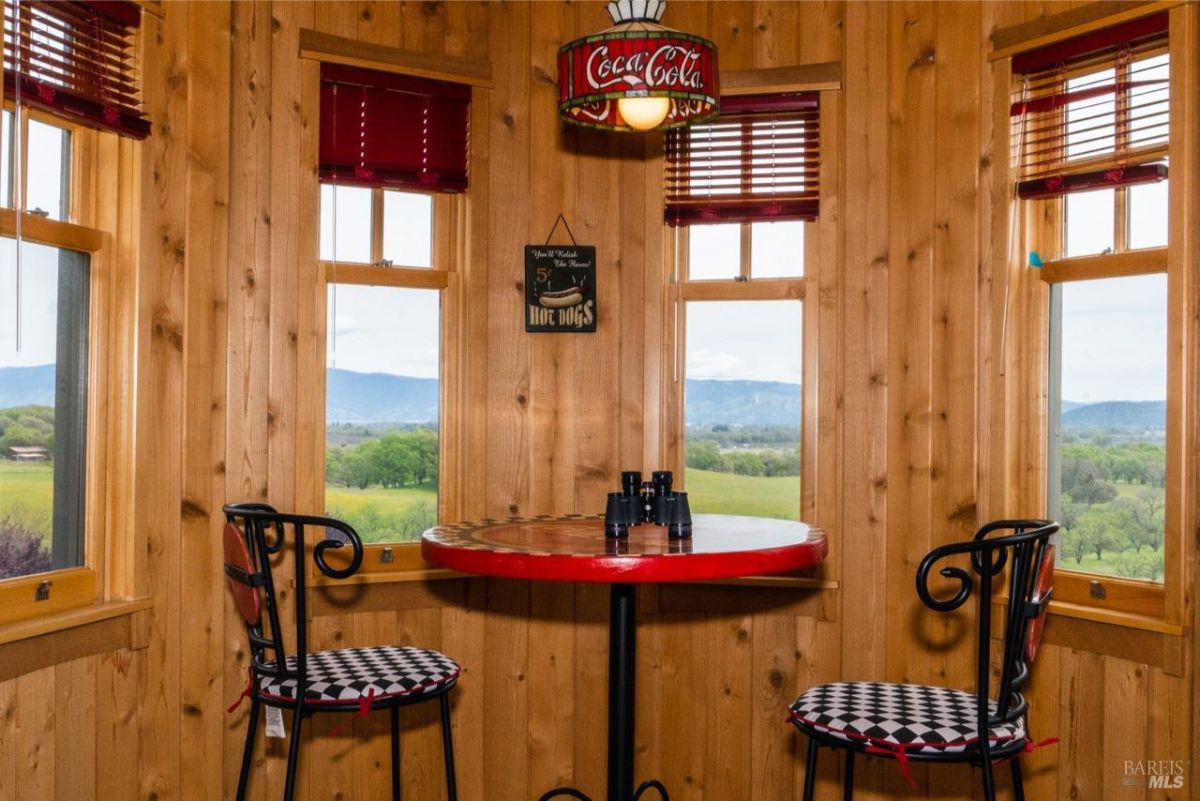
left=558, top=0, right=719, bottom=132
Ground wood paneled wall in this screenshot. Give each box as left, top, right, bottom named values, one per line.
left=0, top=3, right=1192, bottom=801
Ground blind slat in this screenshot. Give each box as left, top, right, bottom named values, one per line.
left=1008, top=14, right=1166, bottom=197
left=2, top=0, right=148, bottom=139
left=319, top=63, right=470, bottom=193
left=1009, top=14, right=1168, bottom=199
left=664, top=92, right=820, bottom=227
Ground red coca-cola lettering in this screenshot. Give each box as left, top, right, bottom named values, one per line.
left=585, top=42, right=705, bottom=92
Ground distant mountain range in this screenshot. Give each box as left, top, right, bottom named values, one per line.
left=685, top=379, right=801, bottom=427
left=0, top=365, right=54, bottom=407
left=326, top=369, right=437, bottom=423
left=0, top=365, right=1169, bottom=430
left=1061, top=400, right=1165, bottom=429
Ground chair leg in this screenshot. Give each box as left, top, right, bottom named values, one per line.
left=235, top=699, right=261, bottom=801
left=842, top=750, right=854, bottom=801
left=980, top=756, right=997, bottom=801
left=283, top=703, right=305, bottom=801
left=1011, top=757, right=1026, bottom=801
left=802, top=737, right=819, bottom=801
left=391, top=706, right=402, bottom=801
left=439, top=694, right=458, bottom=801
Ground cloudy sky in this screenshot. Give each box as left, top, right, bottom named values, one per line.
left=0, top=240, right=59, bottom=367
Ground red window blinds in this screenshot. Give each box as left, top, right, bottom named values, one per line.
left=2, top=0, right=148, bottom=138
left=319, top=63, right=470, bottom=193
left=1010, top=12, right=1168, bottom=200
left=664, top=93, right=819, bottom=227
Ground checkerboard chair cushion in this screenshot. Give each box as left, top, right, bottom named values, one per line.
left=789, top=681, right=1025, bottom=754
left=257, top=646, right=460, bottom=705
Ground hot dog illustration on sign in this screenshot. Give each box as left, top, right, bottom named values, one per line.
left=525, top=245, right=597, bottom=333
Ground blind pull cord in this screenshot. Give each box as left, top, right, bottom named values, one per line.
left=330, top=185, right=338, bottom=369
left=13, top=6, right=24, bottom=353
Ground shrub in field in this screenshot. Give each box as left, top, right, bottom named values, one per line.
left=0, top=516, right=52, bottom=579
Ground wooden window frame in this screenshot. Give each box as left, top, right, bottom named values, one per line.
left=995, top=4, right=1196, bottom=634
left=666, top=220, right=814, bottom=518
left=0, top=113, right=144, bottom=635
left=315, top=187, right=464, bottom=580
left=657, top=73, right=840, bottom=593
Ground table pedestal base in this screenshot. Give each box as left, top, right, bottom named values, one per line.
left=537, top=779, right=668, bottom=801
left=536, top=584, right=670, bottom=801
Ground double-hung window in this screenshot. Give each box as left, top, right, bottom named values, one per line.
left=0, top=0, right=148, bottom=624
left=318, top=64, right=468, bottom=554
left=664, top=93, right=819, bottom=522
left=1008, top=12, right=1182, bottom=621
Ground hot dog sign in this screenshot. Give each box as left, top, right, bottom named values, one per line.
left=524, top=245, right=597, bottom=333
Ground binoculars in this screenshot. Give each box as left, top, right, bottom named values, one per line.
left=605, top=469, right=692, bottom=541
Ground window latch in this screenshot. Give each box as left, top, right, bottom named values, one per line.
left=35, top=580, right=52, bottom=601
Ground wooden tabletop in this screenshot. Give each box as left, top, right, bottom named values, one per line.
left=421, top=514, right=827, bottom=583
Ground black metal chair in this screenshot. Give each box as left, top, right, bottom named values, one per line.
left=222, top=502, right=460, bottom=801
left=788, top=519, right=1058, bottom=801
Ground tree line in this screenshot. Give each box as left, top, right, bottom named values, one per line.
left=0, top=406, right=54, bottom=455
left=1057, top=440, right=1166, bottom=582
left=326, top=429, right=438, bottom=490
left=685, top=439, right=800, bottom=477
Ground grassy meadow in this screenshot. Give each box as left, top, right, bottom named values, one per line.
left=0, top=461, right=53, bottom=544
left=684, top=468, right=800, bottom=520
left=325, top=482, right=437, bottom=544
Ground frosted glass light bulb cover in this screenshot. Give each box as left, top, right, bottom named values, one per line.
left=617, top=96, right=671, bottom=131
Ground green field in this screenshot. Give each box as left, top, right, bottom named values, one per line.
left=325, top=483, right=437, bottom=544
left=0, top=461, right=53, bottom=543
left=685, top=468, right=800, bottom=520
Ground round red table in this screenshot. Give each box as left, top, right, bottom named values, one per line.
left=422, top=514, right=827, bottom=801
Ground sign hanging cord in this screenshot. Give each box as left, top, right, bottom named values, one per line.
left=543, top=213, right=579, bottom=246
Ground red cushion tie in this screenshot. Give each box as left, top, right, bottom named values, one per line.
left=327, top=688, right=376, bottom=737
left=997, top=735, right=1060, bottom=767
left=227, top=666, right=254, bottom=714
left=865, top=743, right=918, bottom=789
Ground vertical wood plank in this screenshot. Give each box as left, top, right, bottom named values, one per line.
left=485, top=0, right=533, bottom=519
left=53, top=658, right=96, bottom=800
left=484, top=578, right=532, bottom=801
left=749, top=614, right=796, bottom=801
left=0, top=678, right=15, bottom=801
left=179, top=5, right=233, bottom=801
left=704, top=614, right=754, bottom=799
left=15, top=668, right=55, bottom=800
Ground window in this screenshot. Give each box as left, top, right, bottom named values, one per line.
left=318, top=63, right=468, bottom=551
left=0, top=237, right=90, bottom=581
left=0, top=111, right=106, bottom=620
left=0, top=113, right=87, bottom=588
left=1009, top=13, right=1179, bottom=618
left=665, top=93, right=818, bottom=521
left=0, top=0, right=147, bottom=630
left=323, top=190, right=443, bottom=544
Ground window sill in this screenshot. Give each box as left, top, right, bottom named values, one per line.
left=1044, top=598, right=1183, bottom=636
left=0, top=597, right=153, bottom=646
left=991, top=596, right=1186, bottom=674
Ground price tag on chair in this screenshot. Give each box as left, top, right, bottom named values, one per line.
left=266, top=707, right=286, bottom=739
